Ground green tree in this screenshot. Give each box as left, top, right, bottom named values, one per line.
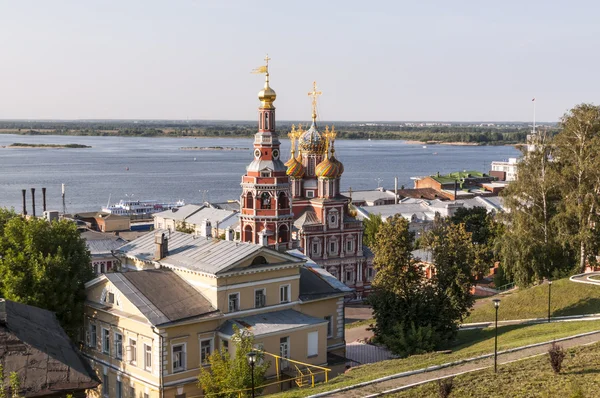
left=176, top=221, right=195, bottom=234
left=198, top=326, right=269, bottom=398
left=422, top=221, right=476, bottom=337
left=553, top=104, right=600, bottom=273
left=498, top=128, right=571, bottom=286
left=0, top=210, right=94, bottom=338
left=369, top=215, right=438, bottom=355
left=362, top=213, right=383, bottom=249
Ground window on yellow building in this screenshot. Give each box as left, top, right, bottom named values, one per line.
left=255, top=289, right=266, bottom=308
left=128, top=338, right=137, bottom=364
left=172, top=343, right=186, bottom=373
left=325, top=316, right=333, bottom=338
left=307, top=331, right=318, bottom=357
left=115, top=333, right=123, bottom=360
left=279, top=285, right=290, bottom=303
left=228, top=293, right=240, bottom=312
left=200, top=339, right=212, bottom=364
left=102, top=328, right=110, bottom=354
left=144, top=344, right=152, bottom=371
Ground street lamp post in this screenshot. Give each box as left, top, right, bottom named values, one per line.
left=247, top=351, right=257, bottom=398
left=548, top=280, right=553, bottom=323
left=493, top=298, right=501, bottom=373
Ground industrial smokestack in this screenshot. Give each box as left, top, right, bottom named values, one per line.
left=42, top=187, right=47, bottom=212
left=31, top=188, right=36, bottom=217
left=394, top=177, right=399, bottom=204
left=21, top=189, right=27, bottom=216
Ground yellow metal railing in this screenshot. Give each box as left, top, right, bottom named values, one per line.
left=201, top=349, right=332, bottom=397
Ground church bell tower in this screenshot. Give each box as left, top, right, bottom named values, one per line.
left=240, top=56, right=293, bottom=250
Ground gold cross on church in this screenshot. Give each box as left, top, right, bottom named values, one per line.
left=264, top=54, right=271, bottom=66
left=308, top=81, right=322, bottom=122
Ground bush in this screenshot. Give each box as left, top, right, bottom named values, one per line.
left=548, top=342, right=566, bottom=373
left=382, top=322, right=439, bottom=357
left=438, top=377, right=454, bottom=398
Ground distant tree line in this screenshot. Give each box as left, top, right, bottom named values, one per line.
left=0, top=120, right=558, bottom=144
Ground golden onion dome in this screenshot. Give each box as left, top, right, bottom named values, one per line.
left=286, top=157, right=305, bottom=179
left=258, top=74, right=276, bottom=109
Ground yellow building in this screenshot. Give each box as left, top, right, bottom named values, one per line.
left=83, top=230, right=349, bottom=397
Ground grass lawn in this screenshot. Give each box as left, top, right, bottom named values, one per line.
left=391, top=342, right=600, bottom=397
left=345, top=318, right=375, bottom=329
left=465, top=278, right=600, bottom=324
left=271, top=320, right=600, bottom=398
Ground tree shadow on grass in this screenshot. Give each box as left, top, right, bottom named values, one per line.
left=444, top=323, right=533, bottom=351
left=563, top=367, right=600, bottom=376
left=552, top=298, right=600, bottom=317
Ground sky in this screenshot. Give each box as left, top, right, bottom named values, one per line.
left=0, top=0, right=598, bottom=122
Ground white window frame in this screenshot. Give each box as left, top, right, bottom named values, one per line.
left=254, top=288, right=266, bottom=308
left=89, top=323, right=97, bottom=348
left=144, top=343, right=152, bottom=372
left=329, top=241, right=337, bottom=255
left=102, top=328, right=110, bottom=354
left=306, top=190, right=315, bottom=198
left=312, top=241, right=319, bottom=256
left=346, top=240, right=353, bottom=252
left=279, top=284, right=290, bottom=303
left=228, top=292, right=240, bottom=312
left=325, top=316, right=333, bottom=338
left=368, top=267, right=375, bottom=281
left=103, top=373, right=109, bottom=397
left=307, top=331, right=319, bottom=357
left=172, top=343, right=187, bottom=373
left=345, top=269, right=354, bottom=284
left=199, top=338, right=213, bottom=364
left=115, top=332, right=123, bottom=360
left=128, top=338, right=137, bottom=365
left=116, top=379, right=123, bottom=398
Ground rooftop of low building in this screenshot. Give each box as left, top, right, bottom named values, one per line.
left=0, top=299, right=100, bottom=396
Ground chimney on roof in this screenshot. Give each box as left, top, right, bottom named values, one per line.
left=154, top=232, right=168, bottom=260
left=21, top=189, right=27, bottom=216
left=200, top=219, right=212, bottom=238
left=31, top=188, right=36, bottom=217
left=42, top=187, right=47, bottom=212
left=394, top=177, right=399, bottom=204
left=225, top=227, right=234, bottom=241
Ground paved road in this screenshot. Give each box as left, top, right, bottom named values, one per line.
left=570, top=272, right=600, bottom=286
left=325, top=331, right=600, bottom=397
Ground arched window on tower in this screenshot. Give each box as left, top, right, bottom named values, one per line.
left=278, top=224, right=289, bottom=243
left=260, top=192, right=272, bottom=209
left=278, top=192, right=289, bottom=209
left=246, top=192, right=254, bottom=209
left=243, top=225, right=253, bottom=242
left=265, top=113, right=270, bottom=130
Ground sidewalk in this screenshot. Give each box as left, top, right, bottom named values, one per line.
left=316, top=330, right=600, bottom=397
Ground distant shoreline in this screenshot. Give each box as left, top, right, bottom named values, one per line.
left=1, top=143, right=92, bottom=149
left=180, top=146, right=250, bottom=151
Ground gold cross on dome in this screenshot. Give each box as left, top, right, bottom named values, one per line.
left=264, top=54, right=271, bottom=66
left=308, top=81, right=322, bottom=122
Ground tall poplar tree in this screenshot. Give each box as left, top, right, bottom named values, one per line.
left=553, top=104, right=600, bottom=273
left=498, top=128, right=570, bottom=285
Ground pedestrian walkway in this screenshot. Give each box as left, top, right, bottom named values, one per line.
left=346, top=342, right=396, bottom=365
left=570, top=271, right=600, bottom=286
left=313, top=330, right=600, bottom=397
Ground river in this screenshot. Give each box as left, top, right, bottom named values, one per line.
left=0, top=134, right=520, bottom=213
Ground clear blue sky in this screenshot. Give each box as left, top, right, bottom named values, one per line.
left=0, top=0, right=597, bottom=122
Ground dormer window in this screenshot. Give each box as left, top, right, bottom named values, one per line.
left=107, top=292, right=115, bottom=304
left=261, top=170, right=272, bottom=178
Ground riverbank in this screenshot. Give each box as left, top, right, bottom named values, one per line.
left=180, top=146, right=249, bottom=150
left=1, top=143, right=91, bottom=149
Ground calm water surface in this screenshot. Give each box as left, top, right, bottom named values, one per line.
left=0, top=134, right=520, bottom=213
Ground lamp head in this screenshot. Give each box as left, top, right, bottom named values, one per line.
left=247, top=351, right=257, bottom=364
left=549, top=280, right=552, bottom=285
left=493, top=298, right=501, bottom=309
